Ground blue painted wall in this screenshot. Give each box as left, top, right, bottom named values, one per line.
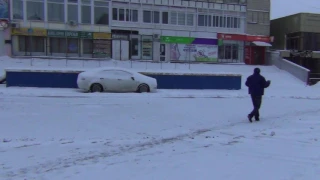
left=141, top=73, right=241, bottom=90
left=6, top=71, right=241, bottom=90
left=6, top=71, right=79, bottom=88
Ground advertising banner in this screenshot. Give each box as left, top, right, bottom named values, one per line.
left=170, top=43, right=218, bottom=62
left=161, top=36, right=217, bottom=45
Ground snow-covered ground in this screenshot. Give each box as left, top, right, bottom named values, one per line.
left=1, top=56, right=320, bottom=179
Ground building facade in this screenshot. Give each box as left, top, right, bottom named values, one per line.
left=271, top=13, right=320, bottom=51
left=7, top=0, right=272, bottom=63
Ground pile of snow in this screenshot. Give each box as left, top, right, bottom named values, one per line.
left=0, top=68, right=5, bottom=82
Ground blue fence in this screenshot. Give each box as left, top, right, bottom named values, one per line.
left=5, top=69, right=242, bottom=90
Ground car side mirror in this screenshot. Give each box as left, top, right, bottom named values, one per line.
left=131, top=77, right=135, bottom=80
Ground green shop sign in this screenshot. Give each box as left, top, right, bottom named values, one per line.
left=47, top=30, right=65, bottom=37
left=79, top=32, right=93, bottom=39
left=160, top=36, right=194, bottom=44
left=47, top=30, right=93, bottom=39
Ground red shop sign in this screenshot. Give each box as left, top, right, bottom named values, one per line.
left=218, top=33, right=246, bottom=41
left=246, top=35, right=271, bottom=43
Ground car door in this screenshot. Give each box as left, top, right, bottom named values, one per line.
left=99, top=70, right=121, bottom=91
left=113, top=70, right=139, bottom=92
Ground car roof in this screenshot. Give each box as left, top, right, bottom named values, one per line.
left=87, top=67, right=137, bottom=74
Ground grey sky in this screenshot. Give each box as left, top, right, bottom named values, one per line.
left=271, top=0, right=320, bottom=19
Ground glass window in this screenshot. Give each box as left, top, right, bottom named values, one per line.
left=68, top=4, right=78, bottom=22
left=67, top=38, right=79, bottom=54
left=153, top=11, right=160, bottom=24
left=19, top=36, right=45, bottom=52
left=227, top=17, right=231, bottom=28
left=131, top=10, right=138, bottom=22
left=126, top=9, right=130, bottom=21
left=232, top=44, right=239, bottom=60
left=119, top=9, right=125, bottom=21
left=198, top=15, right=205, bottom=26
left=218, top=45, right=224, bottom=59
left=27, top=1, right=44, bottom=21
left=224, top=45, right=231, bottom=59
left=142, top=36, right=153, bottom=60
left=170, top=12, right=177, bottom=25
left=177, top=12, right=185, bottom=25
left=94, top=1, right=109, bottom=25
left=219, top=16, right=225, bottom=27
left=162, top=12, right=168, bottom=24
left=213, top=15, right=217, bottom=27
left=48, top=0, right=64, bottom=22
left=234, top=17, right=239, bottom=28
left=83, top=39, right=93, bottom=54
left=50, top=38, right=67, bottom=53
left=112, top=8, right=118, bottom=20
left=186, top=14, right=193, bottom=26
left=95, top=8, right=108, bottom=24
left=81, top=5, right=91, bottom=24
left=143, top=11, right=151, bottom=23
left=12, top=0, right=23, bottom=20
left=207, top=15, right=212, bottom=26
left=215, top=16, right=219, bottom=27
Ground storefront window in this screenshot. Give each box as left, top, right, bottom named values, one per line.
left=50, top=38, right=67, bottom=53
left=93, top=39, right=111, bottom=58
left=218, top=44, right=239, bottom=62
left=67, top=38, right=79, bottom=54
left=83, top=39, right=93, bottom=54
left=141, top=35, right=153, bottom=60
left=27, top=0, right=44, bottom=21
left=18, top=36, right=45, bottom=52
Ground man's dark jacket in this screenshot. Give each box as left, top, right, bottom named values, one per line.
left=245, top=69, right=270, bottom=96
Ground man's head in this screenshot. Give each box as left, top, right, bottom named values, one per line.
left=254, top=68, right=260, bottom=74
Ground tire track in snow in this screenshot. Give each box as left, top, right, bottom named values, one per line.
left=3, top=107, right=320, bottom=179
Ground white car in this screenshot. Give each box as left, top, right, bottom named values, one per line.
left=77, top=67, right=157, bottom=93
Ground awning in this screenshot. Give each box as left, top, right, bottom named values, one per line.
left=252, top=41, right=272, bottom=47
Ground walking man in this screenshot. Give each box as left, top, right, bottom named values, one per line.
left=245, top=68, right=271, bottom=122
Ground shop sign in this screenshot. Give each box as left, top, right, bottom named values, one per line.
left=160, top=36, right=194, bottom=44
left=47, top=30, right=65, bottom=37
left=93, top=32, right=111, bottom=39
left=112, top=34, right=128, bottom=40
left=160, top=36, right=217, bottom=45
left=65, top=31, right=79, bottom=38
left=79, top=32, right=93, bottom=39
left=246, top=35, right=271, bottom=43
left=12, top=28, right=47, bottom=36
left=218, top=33, right=246, bottom=41
left=47, top=30, right=81, bottom=38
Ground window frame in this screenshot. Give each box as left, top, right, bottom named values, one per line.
left=26, top=0, right=45, bottom=21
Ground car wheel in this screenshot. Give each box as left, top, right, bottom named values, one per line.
left=90, top=83, right=103, bottom=93
left=138, top=84, right=149, bottom=93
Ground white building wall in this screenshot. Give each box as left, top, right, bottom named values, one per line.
left=110, top=0, right=246, bottom=37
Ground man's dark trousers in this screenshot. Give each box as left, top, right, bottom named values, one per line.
left=249, top=95, right=262, bottom=119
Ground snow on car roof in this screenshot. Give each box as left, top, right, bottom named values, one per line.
left=85, top=66, right=139, bottom=73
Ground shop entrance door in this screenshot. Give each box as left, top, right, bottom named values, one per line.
left=244, top=46, right=266, bottom=65
left=130, top=35, right=140, bottom=60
